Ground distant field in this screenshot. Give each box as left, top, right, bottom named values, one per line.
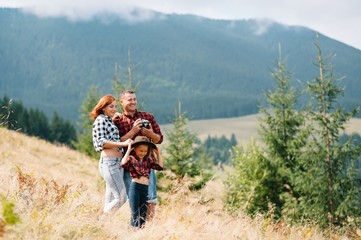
left=161, top=114, right=260, bottom=144
left=161, top=114, right=361, bottom=144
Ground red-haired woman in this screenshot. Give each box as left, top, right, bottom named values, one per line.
left=90, top=94, right=132, bottom=218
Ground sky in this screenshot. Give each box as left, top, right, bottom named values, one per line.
left=1, top=0, right=361, bottom=50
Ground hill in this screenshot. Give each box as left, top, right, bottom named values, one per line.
left=1, top=127, right=355, bottom=239
left=1, top=8, right=361, bottom=124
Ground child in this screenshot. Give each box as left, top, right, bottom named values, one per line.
left=121, top=136, right=163, bottom=228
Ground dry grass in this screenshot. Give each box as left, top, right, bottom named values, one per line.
left=0, top=123, right=359, bottom=239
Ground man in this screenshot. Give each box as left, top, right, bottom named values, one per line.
left=113, top=89, right=163, bottom=220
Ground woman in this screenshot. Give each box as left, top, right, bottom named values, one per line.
left=121, top=136, right=163, bottom=228
left=90, top=94, right=132, bottom=216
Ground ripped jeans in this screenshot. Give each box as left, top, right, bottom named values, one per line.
left=99, top=157, right=127, bottom=213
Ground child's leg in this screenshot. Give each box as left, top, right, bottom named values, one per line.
left=139, top=186, right=148, bottom=227
left=129, top=182, right=140, bottom=227
left=129, top=182, right=148, bottom=228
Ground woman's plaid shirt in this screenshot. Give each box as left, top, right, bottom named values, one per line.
left=92, top=114, right=122, bottom=152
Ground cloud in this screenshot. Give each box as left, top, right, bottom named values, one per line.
left=19, top=0, right=158, bottom=22
left=2, top=0, right=361, bottom=49
left=252, top=18, right=275, bottom=35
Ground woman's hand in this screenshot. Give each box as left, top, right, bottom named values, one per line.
left=120, top=138, right=133, bottom=147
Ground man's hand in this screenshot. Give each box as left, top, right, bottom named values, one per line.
left=113, top=112, right=122, bottom=119
left=132, top=119, right=143, bottom=133
left=141, top=125, right=154, bottom=138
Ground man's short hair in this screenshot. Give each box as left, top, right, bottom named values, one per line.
left=120, top=89, right=135, bottom=99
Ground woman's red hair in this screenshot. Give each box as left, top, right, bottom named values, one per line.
left=90, top=94, right=116, bottom=120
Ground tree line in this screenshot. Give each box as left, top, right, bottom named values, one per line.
left=0, top=96, right=77, bottom=147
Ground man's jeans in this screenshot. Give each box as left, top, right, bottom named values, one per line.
left=147, top=169, right=158, bottom=203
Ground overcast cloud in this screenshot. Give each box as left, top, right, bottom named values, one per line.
left=1, top=0, right=361, bottom=50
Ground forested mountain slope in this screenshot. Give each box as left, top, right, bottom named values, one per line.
left=1, top=8, right=360, bottom=123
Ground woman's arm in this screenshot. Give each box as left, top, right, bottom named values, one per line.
left=103, top=139, right=130, bottom=149
left=93, top=116, right=131, bottom=151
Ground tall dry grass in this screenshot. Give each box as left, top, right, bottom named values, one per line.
left=0, top=128, right=357, bottom=239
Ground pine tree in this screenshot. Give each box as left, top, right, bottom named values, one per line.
left=27, top=108, right=50, bottom=140
left=165, top=101, right=200, bottom=178
left=74, top=85, right=101, bottom=159
left=112, top=49, right=140, bottom=111
left=224, top=139, right=267, bottom=214
left=164, top=101, right=213, bottom=190
left=0, top=97, right=17, bottom=130
left=49, top=112, right=77, bottom=147
left=294, top=35, right=361, bottom=227
left=228, top=46, right=308, bottom=217
left=75, top=51, right=138, bottom=158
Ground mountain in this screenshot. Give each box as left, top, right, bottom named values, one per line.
left=1, top=8, right=361, bottom=124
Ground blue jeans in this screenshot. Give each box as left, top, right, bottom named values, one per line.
left=99, top=157, right=127, bottom=213
left=123, top=169, right=158, bottom=203
left=129, top=182, right=148, bottom=228
left=147, top=169, right=158, bottom=203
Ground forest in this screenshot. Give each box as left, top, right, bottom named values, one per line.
left=1, top=8, right=361, bottom=124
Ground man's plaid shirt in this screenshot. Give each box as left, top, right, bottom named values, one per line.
left=113, top=110, right=163, bottom=144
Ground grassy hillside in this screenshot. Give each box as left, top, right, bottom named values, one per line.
left=1, top=120, right=360, bottom=239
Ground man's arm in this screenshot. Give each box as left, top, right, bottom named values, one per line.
left=113, top=115, right=142, bottom=141
left=142, top=113, right=163, bottom=143
left=120, top=127, right=139, bottom=141
left=141, top=127, right=161, bottom=143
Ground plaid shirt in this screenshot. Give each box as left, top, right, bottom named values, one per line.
left=92, top=114, right=122, bottom=152
left=113, top=110, right=163, bottom=143
left=122, top=154, right=163, bottom=179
